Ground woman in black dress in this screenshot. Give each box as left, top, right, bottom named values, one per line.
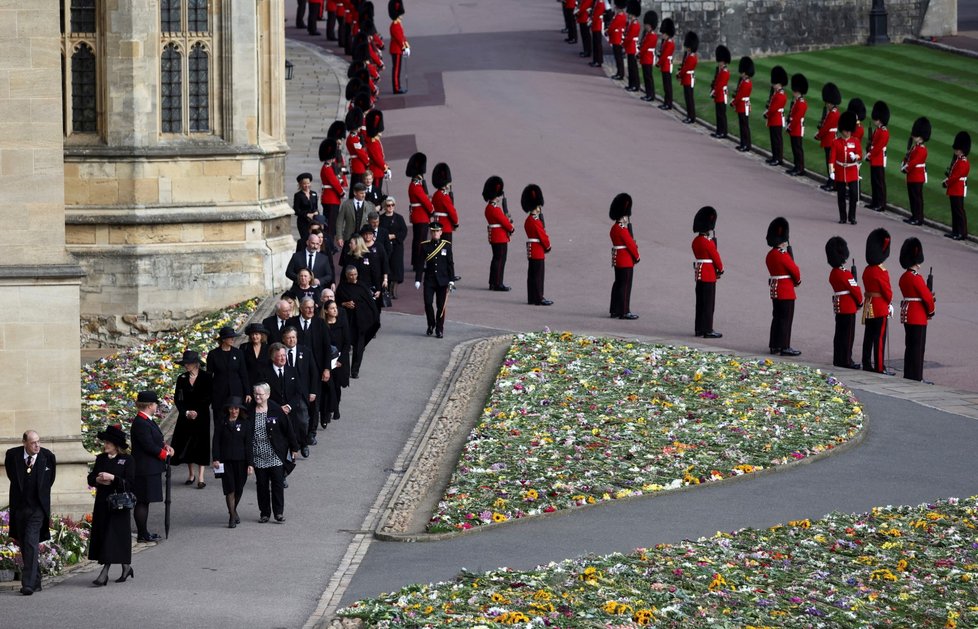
left=211, top=397, right=253, bottom=528
left=293, top=172, right=321, bottom=251
left=249, top=383, right=299, bottom=523
left=87, top=424, right=136, bottom=586
left=206, top=326, right=251, bottom=419
left=321, top=300, right=349, bottom=424
left=171, top=350, right=213, bottom=488
left=378, top=196, right=408, bottom=297
left=335, top=265, right=379, bottom=379
left=240, top=322, right=270, bottom=387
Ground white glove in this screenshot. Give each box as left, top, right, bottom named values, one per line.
left=848, top=152, right=859, bottom=161
left=415, top=281, right=421, bottom=290
left=829, top=171, right=835, bottom=181
left=449, top=282, right=455, bottom=290
left=888, top=304, right=894, bottom=317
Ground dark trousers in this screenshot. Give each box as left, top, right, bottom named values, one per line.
left=296, top=0, right=307, bottom=27
left=683, top=85, right=695, bottom=120
left=862, top=315, right=888, bottom=373
left=307, top=9, right=319, bottom=35
left=343, top=23, right=352, bottom=55
left=612, top=44, right=624, bottom=76
left=527, top=258, right=545, bottom=304
left=351, top=332, right=366, bottom=375
left=220, top=460, right=248, bottom=501
left=823, top=147, right=833, bottom=179
left=626, top=54, right=639, bottom=89
left=348, top=173, right=364, bottom=198
left=18, top=509, right=43, bottom=590
left=411, top=222, right=428, bottom=271
left=836, top=180, right=859, bottom=223
left=322, top=378, right=341, bottom=421
left=324, top=203, right=339, bottom=242
left=337, top=15, right=346, bottom=47
left=738, top=113, right=751, bottom=149
left=769, top=299, right=795, bottom=350
left=641, top=64, right=655, bottom=99
left=391, top=52, right=404, bottom=93
left=714, top=102, right=727, bottom=136
left=661, top=71, right=673, bottom=106
left=610, top=267, right=633, bottom=316
left=903, top=324, right=927, bottom=381
left=789, top=135, right=804, bottom=172
left=870, top=165, right=886, bottom=209
left=489, top=242, right=508, bottom=288
left=769, top=126, right=783, bottom=162
left=306, top=396, right=320, bottom=439
left=592, top=32, right=604, bottom=65
left=694, top=281, right=716, bottom=335
left=950, top=195, right=968, bottom=236
left=254, top=465, right=285, bottom=518
left=908, top=182, right=924, bottom=222
left=562, top=7, right=576, bottom=38
left=288, top=401, right=309, bottom=447
left=326, top=10, right=337, bottom=39
left=833, top=313, right=857, bottom=367
left=579, top=24, right=591, bottom=55
left=423, top=282, right=448, bottom=332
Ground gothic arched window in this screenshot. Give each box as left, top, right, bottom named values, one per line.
left=188, top=44, right=209, bottom=132
left=161, top=44, right=182, bottom=133
left=188, top=0, right=208, bottom=32
left=71, top=44, right=98, bottom=133
left=70, top=0, right=97, bottom=33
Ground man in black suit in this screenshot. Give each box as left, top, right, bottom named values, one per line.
left=281, top=326, right=322, bottom=450
left=362, top=171, right=384, bottom=206
left=262, top=299, right=295, bottom=343
left=286, top=232, right=335, bottom=290
left=415, top=222, right=455, bottom=338
left=5, top=430, right=56, bottom=595
left=367, top=211, right=393, bottom=259
left=262, top=344, right=310, bottom=458
left=130, top=391, right=174, bottom=543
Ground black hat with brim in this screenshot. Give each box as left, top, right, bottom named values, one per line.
left=217, top=326, right=240, bottom=340
left=223, top=396, right=248, bottom=412
left=137, top=390, right=160, bottom=404
left=245, top=322, right=269, bottom=336
left=97, top=424, right=129, bottom=449
left=175, top=350, right=201, bottom=366
left=296, top=172, right=313, bottom=183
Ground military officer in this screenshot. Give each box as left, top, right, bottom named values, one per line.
left=944, top=131, right=971, bottom=240
left=575, top=0, right=594, bottom=59
left=898, top=237, right=936, bottom=382
left=388, top=0, right=409, bottom=94
left=825, top=236, right=862, bottom=370
left=609, top=193, right=640, bottom=319
left=522, top=184, right=552, bottom=306
left=608, top=0, right=627, bottom=80
left=692, top=206, right=723, bottom=338
left=484, top=176, right=514, bottom=291
left=831, top=110, right=862, bottom=225
left=415, top=222, right=455, bottom=338
left=861, top=228, right=894, bottom=375
left=765, top=217, right=801, bottom=356
left=589, top=0, right=607, bottom=68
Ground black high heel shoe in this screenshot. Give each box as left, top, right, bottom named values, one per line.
left=92, top=566, right=110, bottom=587
left=115, top=565, right=134, bottom=583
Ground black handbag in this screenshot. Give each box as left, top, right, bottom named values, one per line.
left=108, top=485, right=136, bottom=510
left=381, top=288, right=393, bottom=308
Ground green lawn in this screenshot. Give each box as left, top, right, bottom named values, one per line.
left=693, top=44, right=978, bottom=230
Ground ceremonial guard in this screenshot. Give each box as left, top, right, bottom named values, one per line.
left=345, top=107, right=370, bottom=192
left=562, top=0, right=578, bottom=44
left=406, top=152, right=433, bottom=272
left=415, top=223, right=455, bottom=338
left=319, top=140, right=345, bottom=244
left=608, top=1, right=627, bottom=80
left=521, top=185, right=552, bottom=306
left=764, top=65, right=788, bottom=166
left=388, top=0, right=408, bottom=94
left=638, top=11, right=658, bottom=102
left=484, top=176, right=514, bottom=291
left=609, top=193, right=640, bottom=319
left=865, top=101, right=890, bottom=211
left=710, top=45, right=730, bottom=138
left=589, top=0, right=607, bottom=68
left=831, top=110, right=862, bottom=225
left=902, top=117, right=930, bottom=226
left=785, top=73, right=808, bottom=176
left=656, top=18, right=675, bottom=110
left=679, top=31, right=699, bottom=123
left=898, top=238, right=936, bottom=382
left=765, top=217, right=801, bottom=356
left=364, top=109, right=389, bottom=195
left=732, top=56, right=754, bottom=152
left=576, top=0, right=593, bottom=59
left=815, top=82, right=842, bottom=191
left=431, top=162, right=460, bottom=242
left=944, top=131, right=970, bottom=240
left=861, top=228, right=894, bottom=374
left=692, top=206, right=723, bottom=338
left=847, top=98, right=867, bottom=145
left=825, top=236, right=862, bottom=369
left=326, top=0, right=338, bottom=40
left=624, top=1, right=642, bottom=91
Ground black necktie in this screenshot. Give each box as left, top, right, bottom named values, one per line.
left=288, top=350, right=295, bottom=367
left=308, top=252, right=314, bottom=269
left=278, top=368, right=285, bottom=390
left=26, top=455, right=34, bottom=474
left=302, top=319, right=309, bottom=331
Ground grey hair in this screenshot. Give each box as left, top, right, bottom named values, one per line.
left=253, top=382, right=271, bottom=395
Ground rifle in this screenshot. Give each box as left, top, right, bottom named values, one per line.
left=927, top=266, right=935, bottom=300
left=850, top=257, right=858, bottom=278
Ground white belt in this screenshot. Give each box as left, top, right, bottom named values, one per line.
left=487, top=223, right=502, bottom=228
left=409, top=203, right=423, bottom=207
left=527, top=238, right=541, bottom=243
left=903, top=297, right=922, bottom=302
left=832, top=290, right=849, bottom=296
left=915, top=164, right=926, bottom=168
left=433, top=212, right=448, bottom=217
left=769, top=275, right=790, bottom=280
left=694, top=259, right=713, bottom=263
left=612, top=245, right=627, bottom=250
left=835, top=161, right=857, bottom=166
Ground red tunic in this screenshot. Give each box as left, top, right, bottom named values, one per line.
left=524, top=216, right=551, bottom=260
left=711, top=67, right=729, bottom=104
left=390, top=20, right=407, bottom=53
left=320, top=163, right=344, bottom=205
left=590, top=1, right=606, bottom=33
left=765, top=248, right=800, bottom=300
left=765, top=88, right=786, bottom=127
left=485, top=202, right=513, bottom=244
left=327, top=0, right=336, bottom=12
left=658, top=38, right=674, bottom=73
left=853, top=122, right=864, bottom=145
left=733, top=78, right=752, bottom=115
left=946, top=155, right=969, bottom=197
left=608, top=12, right=626, bottom=46
left=365, top=136, right=387, bottom=183
left=786, top=96, right=807, bottom=137
left=816, top=107, right=840, bottom=149
left=829, top=267, right=863, bottom=315
left=691, top=234, right=722, bottom=282
left=679, top=52, right=697, bottom=87
left=899, top=269, right=935, bottom=325
left=861, top=264, right=892, bottom=320
left=564, top=0, right=576, bottom=8
left=408, top=179, right=434, bottom=225
left=625, top=19, right=640, bottom=55
left=576, top=0, right=593, bottom=25
left=903, top=144, right=928, bottom=184
left=610, top=222, right=640, bottom=268
left=867, top=126, right=889, bottom=168
left=831, top=136, right=862, bottom=183
left=432, top=189, right=459, bottom=234
left=346, top=131, right=369, bottom=175
left=639, top=31, right=657, bottom=66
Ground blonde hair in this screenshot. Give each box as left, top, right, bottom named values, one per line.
left=347, top=234, right=368, bottom=260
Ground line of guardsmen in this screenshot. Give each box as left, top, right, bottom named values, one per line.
left=555, top=1, right=972, bottom=241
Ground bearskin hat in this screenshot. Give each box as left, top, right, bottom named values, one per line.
left=482, top=176, right=504, bottom=202
left=715, top=45, right=731, bottom=64
left=911, top=116, right=932, bottom=142
left=684, top=31, right=699, bottom=52
left=405, top=152, right=427, bottom=178
left=766, top=217, right=789, bottom=247
left=361, top=1, right=375, bottom=21
left=347, top=61, right=363, bottom=79
left=364, top=109, right=384, bottom=137
left=847, top=98, right=867, bottom=122
left=821, top=82, right=842, bottom=106
left=770, top=65, right=788, bottom=86
left=954, top=131, right=972, bottom=156
left=327, top=120, right=347, bottom=141
left=614, top=0, right=627, bottom=9
left=693, top=206, right=718, bottom=233
left=345, top=78, right=363, bottom=102
left=738, top=56, right=755, bottom=77
left=825, top=236, right=849, bottom=268
left=388, top=0, right=404, bottom=21
left=521, top=184, right=544, bottom=213
left=643, top=10, right=658, bottom=28
left=871, top=100, right=890, bottom=126
left=627, top=0, right=642, bottom=18
left=791, top=73, right=808, bottom=95
left=660, top=17, right=675, bottom=37
left=837, top=111, right=857, bottom=134
left=352, top=43, right=369, bottom=65
left=899, top=237, right=924, bottom=269
left=345, top=107, right=364, bottom=131
left=431, top=162, right=452, bottom=189
left=609, top=193, right=633, bottom=221
left=865, top=228, right=891, bottom=266
left=318, top=139, right=337, bottom=162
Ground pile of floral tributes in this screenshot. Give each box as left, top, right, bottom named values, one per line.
left=341, top=496, right=978, bottom=627
left=426, top=332, right=864, bottom=533
left=0, top=510, right=90, bottom=579
left=79, top=298, right=260, bottom=452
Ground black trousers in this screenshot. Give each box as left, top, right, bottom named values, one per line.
left=870, top=165, right=886, bottom=209
left=351, top=331, right=366, bottom=375
left=714, top=102, right=727, bottom=136
left=411, top=222, right=428, bottom=271
left=738, top=113, right=751, bottom=149
left=307, top=9, right=319, bottom=35
left=908, top=182, right=924, bottom=222
left=323, top=203, right=339, bottom=242
left=254, top=465, right=285, bottom=518
left=579, top=24, right=591, bottom=55
left=612, top=45, right=624, bottom=76
left=903, top=324, right=927, bottom=381
left=823, top=147, right=833, bottom=179
left=627, top=54, right=639, bottom=89
left=769, top=125, right=783, bottom=162
left=862, top=315, right=888, bottom=373
left=683, top=85, right=695, bottom=120
left=296, top=0, right=307, bottom=27
left=950, top=195, right=968, bottom=236
left=18, top=508, right=43, bottom=590
left=347, top=173, right=364, bottom=198
left=220, top=460, right=248, bottom=500
left=562, top=7, right=576, bottom=38
left=527, top=259, right=545, bottom=304
left=326, top=10, right=336, bottom=39
left=322, top=377, right=341, bottom=421
left=289, top=401, right=309, bottom=448
left=610, top=267, right=633, bottom=316
left=836, top=180, right=859, bottom=223
left=789, top=135, right=804, bottom=172
left=592, top=32, right=604, bottom=65
left=694, top=281, right=716, bottom=335
left=833, top=313, right=857, bottom=367
left=769, top=299, right=794, bottom=350
left=661, top=70, right=673, bottom=106
left=391, top=52, right=404, bottom=93
left=337, top=15, right=346, bottom=46
left=343, top=22, right=352, bottom=55
left=489, top=242, right=508, bottom=288
left=642, top=64, right=655, bottom=99
left=306, top=396, right=320, bottom=439
left=423, top=282, right=448, bottom=332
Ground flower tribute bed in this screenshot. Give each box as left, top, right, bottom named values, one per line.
left=1, top=510, right=90, bottom=579
left=341, top=496, right=978, bottom=627
left=427, top=332, right=863, bottom=533
left=80, top=297, right=261, bottom=452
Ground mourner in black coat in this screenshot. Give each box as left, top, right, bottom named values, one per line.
left=287, top=233, right=335, bottom=289
left=211, top=397, right=254, bottom=528
left=170, top=350, right=213, bottom=486
left=379, top=198, right=409, bottom=287
left=293, top=172, right=322, bottom=244
left=87, top=424, right=135, bottom=585
left=5, top=430, right=56, bottom=595
left=206, top=326, right=251, bottom=415
left=240, top=322, right=271, bottom=386
left=130, top=391, right=174, bottom=543
left=262, top=299, right=295, bottom=344
left=336, top=266, right=380, bottom=379
left=321, top=300, right=349, bottom=425
left=261, top=344, right=311, bottom=452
